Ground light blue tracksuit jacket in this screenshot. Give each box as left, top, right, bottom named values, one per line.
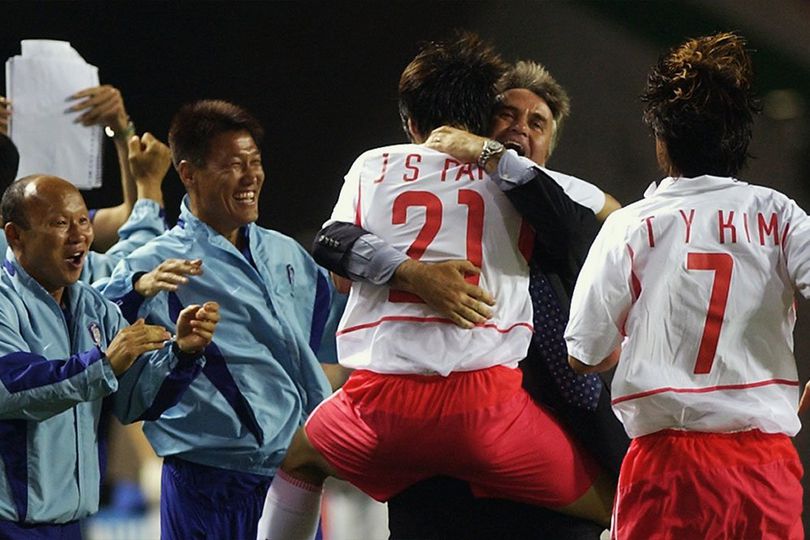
left=0, top=253, right=203, bottom=524
left=100, top=197, right=333, bottom=477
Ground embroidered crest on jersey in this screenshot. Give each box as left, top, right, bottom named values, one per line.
left=88, top=322, right=103, bottom=348
left=287, top=264, right=295, bottom=286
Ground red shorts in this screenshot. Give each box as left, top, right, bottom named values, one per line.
left=305, top=366, right=600, bottom=506
left=613, top=429, right=804, bottom=540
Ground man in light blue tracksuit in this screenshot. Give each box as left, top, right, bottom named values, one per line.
left=100, top=100, right=334, bottom=540
left=0, top=175, right=220, bottom=539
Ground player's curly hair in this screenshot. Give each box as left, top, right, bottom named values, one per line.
left=642, top=32, right=760, bottom=177
left=399, top=31, right=507, bottom=139
left=498, top=60, right=570, bottom=156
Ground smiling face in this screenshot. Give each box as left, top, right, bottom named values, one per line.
left=182, top=130, right=264, bottom=245
left=9, top=176, right=93, bottom=303
left=490, top=88, right=555, bottom=166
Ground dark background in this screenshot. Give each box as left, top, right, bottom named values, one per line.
left=5, top=0, right=810, bottom=531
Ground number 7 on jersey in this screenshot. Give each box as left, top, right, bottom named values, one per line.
left=686, top=252, right=733, bottom=374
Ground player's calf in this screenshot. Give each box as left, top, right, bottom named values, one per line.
left=256, top=429, right=338, bottom=540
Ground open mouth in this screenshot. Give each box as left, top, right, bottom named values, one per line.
left=503, top=141, right=525, bottom=156
left=65, top=251, right=85, bottom=267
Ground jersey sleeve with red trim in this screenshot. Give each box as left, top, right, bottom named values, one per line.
left=565, top=211, right=633, bottom=366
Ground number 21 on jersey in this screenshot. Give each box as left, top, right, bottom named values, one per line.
left=389, top=189, right=484, bottom=303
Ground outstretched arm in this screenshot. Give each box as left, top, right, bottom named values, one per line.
left=313, top=222, right=493, bottom=328
left=423, top=125, right=607, bottom=294
left=69, top=85, right=138, bottom=251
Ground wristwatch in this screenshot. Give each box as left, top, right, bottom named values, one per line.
left=477, top=138, right=505, bottom=169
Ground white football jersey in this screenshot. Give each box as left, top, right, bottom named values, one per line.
left=565, top=175, right=810, bottom=437
left=329, top=144, right=533, bottom=375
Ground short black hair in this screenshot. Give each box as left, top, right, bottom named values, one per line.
left=398, top=31, right=506, bottom=139
left=168, top=100, right=264, bottom=168
left=642, top=32, right=760, bottom=177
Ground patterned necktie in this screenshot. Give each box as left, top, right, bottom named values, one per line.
left=528, top=262, right=602, bottom=410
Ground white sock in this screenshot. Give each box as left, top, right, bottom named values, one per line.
left=256, top=470, right=323, bottom=540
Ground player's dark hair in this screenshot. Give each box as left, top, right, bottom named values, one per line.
left=398, top=31, right=507, bottom=139
left=0, top=133, right=20, bottom=194
left=642, top=32, right=760, bottom=177
left=168, top=100, right=264, bottom=169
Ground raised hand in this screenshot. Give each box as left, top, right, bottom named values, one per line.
left=128, top=132, right=171, bottom=203
left=69, top=84, right=130, bottom=133
left=135, top=259, right=203, bottom=298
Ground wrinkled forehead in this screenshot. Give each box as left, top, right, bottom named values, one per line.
left=497, top=88, right=551, bottom=117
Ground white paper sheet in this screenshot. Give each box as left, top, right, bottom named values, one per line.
left=5, top=40, right=103, bottom=189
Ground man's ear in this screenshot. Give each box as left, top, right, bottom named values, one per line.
left=4, top=222, right=23, bottom=251
left=177, top=160, right=195, bottom=190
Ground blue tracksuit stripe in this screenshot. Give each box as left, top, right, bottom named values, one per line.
left=201, top=344, right=265, bottom=446
left=127, top=293, right=204, bottom=421
left=309, top=271, right=331, bottom=353
left=0, top=349, right=103, bottom=393
left=135, top=357, right=204, bottom=422
left=115, top=288, right=146, bottom=323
